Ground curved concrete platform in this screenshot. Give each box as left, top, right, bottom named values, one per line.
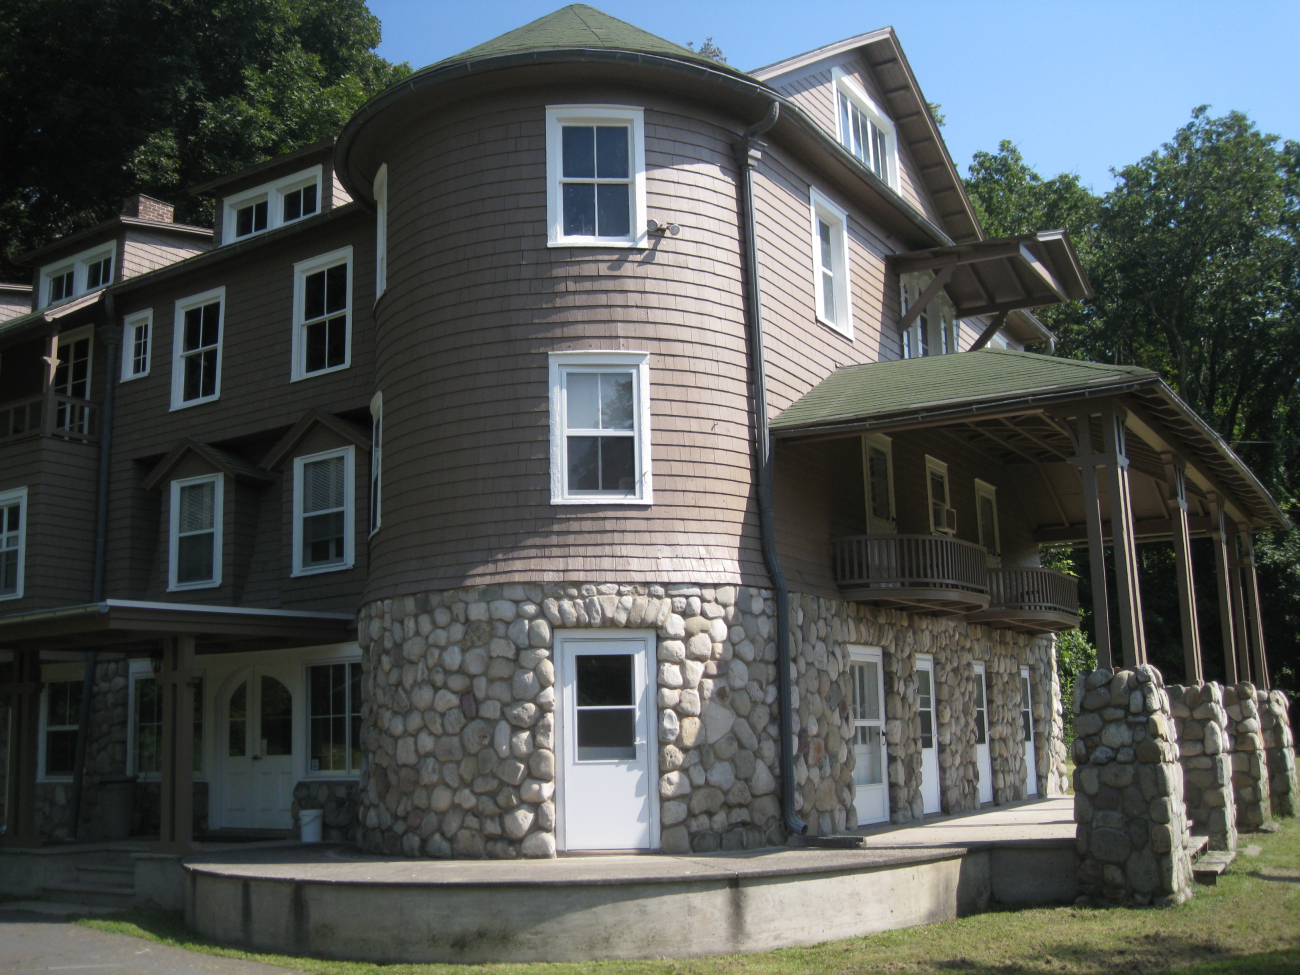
left=181, top=798, right=1078, bottom=963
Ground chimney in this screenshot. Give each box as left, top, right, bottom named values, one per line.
left=122, top=193, right=175, bottom=223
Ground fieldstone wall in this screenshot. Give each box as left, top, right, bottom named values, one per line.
left=1169, top=682, right=1237, bottom=852
left=1072, top=665, right=1195, bottom=906
left=1260, top=689, right=1296, bottom=819
left=1224, top=682, right=1271, bottom=830
left=1032, top=634, right=1072, bottom=797
left=291, top=781, right=361, bottom=841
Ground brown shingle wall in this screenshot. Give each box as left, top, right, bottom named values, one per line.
left=121, top=231, right=209, bottom=282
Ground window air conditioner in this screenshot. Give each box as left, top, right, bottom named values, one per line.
left=935, top=506, right=957, bottom=535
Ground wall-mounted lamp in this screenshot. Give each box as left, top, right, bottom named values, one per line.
left=646, top=219, right=681, bottom=237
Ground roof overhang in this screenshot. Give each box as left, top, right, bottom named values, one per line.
left=14, top=216, right=210, bottom=267
left=0, top=600, right=356, bottom=654
left=0, top=290, right=105, bottom=346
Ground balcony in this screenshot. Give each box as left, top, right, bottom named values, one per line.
left=831, top=534, right=990, bottom=615
left=967, top=566, right=1080, bottom=633
left=0, top=392, right=98, bottom=445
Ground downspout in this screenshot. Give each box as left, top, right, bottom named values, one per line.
left=67, top=296, right=121, bottom=839
left=733, top=103, right=806, bottom=838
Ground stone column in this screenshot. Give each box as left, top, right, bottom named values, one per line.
left=1072, top=665, right=1194, bottom=906
left=1259, top=689, right=1296, bottom=819
left=1168, top=682, right=1236, bottom=852
left=1223, top=681, right=1271, bottom=831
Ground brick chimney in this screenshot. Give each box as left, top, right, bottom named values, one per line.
left=121, top=193, right=175, bottom=223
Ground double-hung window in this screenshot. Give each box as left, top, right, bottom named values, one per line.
left=833, top=69, right=897, bottom=188
left=293, top=447, right=355, bottom=575
left=292, top=247, right=352, bottom=380
left=169, top=474, right=222, bottom=590
left=549, top=352, right=652, bottom=504
left=308, top=660, right=362, bottom=773
left=862, top=434, right=895, bottom=534
left=0, top=486, right=27, bottom=599
left=374, top=164, right=388, bottom=299
left=171, top=288, right=224, bottom=409
left=369, top=392, right=382, bottom=534
left=926, top=456, right=955, bottom=536
left=122, top=310, right=152, bottom=380
left=43, top=679, right=82, bottom=777
left=975, top=479, right=1000, bottom=563
left=546, top=106, right=647, bottom=247
left=809, top=188, right=852, bottom=338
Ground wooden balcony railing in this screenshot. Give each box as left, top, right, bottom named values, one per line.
left=0, top=392, right=98, bottom=445
left=832, top=534, right=990, bottom=615
left=969, top=566, right=1080, bottom=633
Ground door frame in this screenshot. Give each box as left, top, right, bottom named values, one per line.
left=972, top=660, right=993, bottom=805
left=1021, top=665, right=1038, bottom=796
left=847, top=644, right=889, bottom=825
left=915, top=653, right=941, bottom=815
left=554, top=628, right=659, bottom=852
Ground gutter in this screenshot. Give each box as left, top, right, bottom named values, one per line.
left=734, top=103, right=806, bottom=839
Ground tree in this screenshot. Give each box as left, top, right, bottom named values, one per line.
left=0, top=0, right=410, bottom=280
left=685, top=37, right=726, bottom=62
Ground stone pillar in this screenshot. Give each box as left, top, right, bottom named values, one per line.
left=1259, top=689, right=1296, bottom=819
left=988, top=652, right=1025, bottom=805
left=1168, top=682, right=1236, bottom=852
left=1223, top=681, right=1271, bottom=830
left=1038, top=634, right=1071, bottom=796
left=1072, top=665, right=1194, bottom=906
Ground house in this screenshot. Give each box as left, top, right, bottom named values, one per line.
left=0, top=5, right=1285, bottom=862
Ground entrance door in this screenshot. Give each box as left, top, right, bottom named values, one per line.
left=915, top=655, right=941, bottom=814
left=1021, top=667, right=1038, bottom=796
left=220, top=670, right=295, bottom=829
left=559, top=634, right=655, bottom=850
left=973, top=662, right=994, bottom=804
left=849, top=647, right=888, bottom=825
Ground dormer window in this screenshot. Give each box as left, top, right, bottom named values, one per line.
left=47, top=268, right=74, bottom=305
left=234, top=198, right=268, bottom=238
left=281, top=181, right=318, bottom=223
left=38, top=243, right=115, bottom=307
left=222, top=166, right=322, bottom=244
left=85, top=254, right=113, bottom=290
left=833, top=69, right=897, bottom=189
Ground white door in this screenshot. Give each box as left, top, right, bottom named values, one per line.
left=559, top=634, right=655, bottom=850
left=915, top=655, right=941, bottom=815
left=849, top=647, right=889, bottom=825
left=973, top=662, right=994, bottom=804
left=220, top=670, right=296, bottom=830
left=1021, top=667, right=1038, bottom=796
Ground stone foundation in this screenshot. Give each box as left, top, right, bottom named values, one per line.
left=292, top=780, right=361, bottom=842
left=1072, top=665, right=1194, bottom=906
left=1169, top=682, right=1237, bottom=851
left=1260, top=689, right=1297, bottom=818
left=1224, top=682, right=1271, bottom=830
left=1036, top=634, right=1072, bottom=797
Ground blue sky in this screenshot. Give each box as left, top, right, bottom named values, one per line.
left=366, top=1, right=1299, bottom=195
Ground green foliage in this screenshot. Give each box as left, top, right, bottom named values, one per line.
left=0, top=0, right=411, bottom=278
left=926, top=101, right=945, bottom=128
left=685, top=37, right=726, bottom=61
left=1055, top=628, right=1096, bottom=747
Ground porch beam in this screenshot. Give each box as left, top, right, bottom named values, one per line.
left=1018, top=244, right=1070, bottom=302
left=889, top=241, right=1024, bottom=273
left=0, top=650, right=43, bottom=846
left=969, top=312, right=1009, bottom=352
left=1162, top=452, right=1203, bottom=683
left=158, top=634, right=197, bottom=854
left=1067, top=413, right=1113, bottom=670
left=1102, top=406, right=1147, bottom=667
left=1208, top=496, right=1239, bottom=684
left=1238, top=530, right=1270, bottom=689
left=1032, top=515, right=1216, bottom=545
left=898, top=264, right=953, bottom=332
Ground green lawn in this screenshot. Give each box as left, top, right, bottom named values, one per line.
left=79, top=821, right=1300, bottom=975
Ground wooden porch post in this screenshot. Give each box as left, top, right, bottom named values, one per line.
left=1208, top=496, right=1238, bottom=685
left=1068, top=413, right=1113, bottom=671
left=1102, top=406, right=1146, bottom=668
left=1, top=650, right=43, bottom=846
left=1237, top=531, right=1270, bottom=689
left=1226, top=528, right=1253, bottom=685
left=1162, top=453, right=1202, bottom=683
left=41, top=332, right=60, bottom=436
left=158, top=635, right=196, bottom=853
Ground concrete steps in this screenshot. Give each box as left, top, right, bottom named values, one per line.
left=39, top=860, right=136, bottom=909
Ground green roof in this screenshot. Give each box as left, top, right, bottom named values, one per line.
left=434, top=5, right=744, bottom=75
left=772, top=349, right=1158, bottom=432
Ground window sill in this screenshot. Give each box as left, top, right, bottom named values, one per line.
left=815, top=314, right=854, bottom=340
left=168, top=580, right=221, bottom=592
left=547, top=238, right=647, bottom=249
left=552, top=495, right=652, bottom=506
left=119, top=371, right=150, bottom=383
left=170, top=394, right=220, bottom=412
left=290, top=363, right=350, bottom=384
left=0, top=591, right=24, bottom=601
left=291, top=562, right=354, bottom=578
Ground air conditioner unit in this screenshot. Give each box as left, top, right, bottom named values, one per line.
left=934, top=506, right=957, bottom=535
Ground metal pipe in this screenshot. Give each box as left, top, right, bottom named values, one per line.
left=734, top=102, right=806, bottom=837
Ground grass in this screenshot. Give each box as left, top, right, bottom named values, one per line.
left=76, top=821, right=1300, bottom=975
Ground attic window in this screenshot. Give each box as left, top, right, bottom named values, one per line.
left=833, top=69, right=897, bottom=189
left=38, top=242, right=115, bottom=308
left=223, top=166, right=323, bottom=243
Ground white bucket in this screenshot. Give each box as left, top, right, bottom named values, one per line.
left=299, top=808, right=324, bottom=843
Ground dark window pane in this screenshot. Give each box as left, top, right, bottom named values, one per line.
left=599, top=373, right=634, bottom=429
left=284, top=191, right=301, bottom=222
left=304, top=510, right=345, bottom=565
left=600, top=436, right=635, bottom=492
left=305, top=321, right=326, bottom=373
left=868, top=448, right=891, bottom=521
left=576, top=654, right=633, bottom=706
left=595, top=126, right=629, bottom=178
left=301, top=183, right=317, bottom=215
left=184, top=307, right=203, bottom=351
left=596, top=184, right=629, bottom=237
left=326, top=315, right=347, bottom=367
left=567, top=436, right=599, bottom=491
left=261, top=676, right=293, bottom=755
left=236, top=206, right=253, bottom=237
left=177, top=532, right=214, bottom=584
left=562, top=125, right=595, bottom=178
left=975, top=711, right=986, bottom=745
left=201, top=303, right=220, bottom=346
left=920, top=711, right=934, bottom=750
left=310, top=716, right=329, bottom=769
left=199, top=349, right=217, bottom=397
left=326, top=265, right=347, bottom=312
left=253, top=200, right=267, bottom=232
left=46, top=728, right=78, bottom=775
left=577, top=708, right=635, bottom=760
left=305, top=270, right=325, bottom=321
left=228, top=682, right=247, bottom=756
left=562, top=183, right=595, bottom=237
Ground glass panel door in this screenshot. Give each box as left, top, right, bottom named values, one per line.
left=850, top=647, right=888, bottom=825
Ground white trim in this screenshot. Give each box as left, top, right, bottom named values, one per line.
left=169, top=286, right=226, bottom=410
left=368, top=390, right=382, bottom=536
left=38, top=240, right=116, bottom=308
left=222, top=165, right=323, bottom=244
left=847, top=644, right=889, bottom=825
left=290, top=246, right=353, bottom=382
left=545, top=105, right=648, bottom=248
left=291, top=445, right=356, bottom=576
left=0, top=485, right=29, bottom=601
left=36, top=663, right=84, bottom=781
left=831, top=67, right=898, bottom=190
left=548, top=351, right=652, bottom=505
left=861, top=433, right=895, bottom=534
left=121, top=309, right=153, bottom=381
left=168, top=473, right=224, bottom=591
left=301, top=650, right=364, bottom=776
left=808, top=187, right=853, bottom=339
left=373, top=165, right=388, bottom=300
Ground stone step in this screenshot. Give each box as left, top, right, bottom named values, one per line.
left=801, top=834, right=866, bottom=850
left=75, top=864, right=134, bottom=885
left=1192, top=850, right=1236, bottom=886
left=40, top=881, right=136, bottom=909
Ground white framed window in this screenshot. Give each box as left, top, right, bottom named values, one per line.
left=369, top=391, right=382, bottom=535
left=291, top=247, right=352, bottom=381
left=222, top=166, right=323, bottom=243
left=549, top=352, right=652, bottom=505
left=833, top=68, right=897, bottom=188
left=926, top=456, right=955, bottom=536
left=121, top=309, right=152, bottom=381
left=861, top=434, right=895, bottom=534
left=53, top=327, right=93, bottom=435
left=38, top=242, right=115, bottom=308
left=169, top=473, right=223, bottom=590
left=170, top=287, right=225, bottom=410
left=293, top=446, right=355, bottom=575
left=546, top=105, right=647, bottom=248
left=849, top=645, right=889, bottom=825
left=901, top=273, right=957, bottom=359
left=373, top=164, right=388, bottom=299
left=809, top=188, right=852, bottom=338
left=306, top=658, right=363, bottom=774
left=40, top=678, right=82, bottom=779
left=0, top=486, right=28, bottom=600
left=975, top=479, right=1000, bottom=562
left=128, top=660, right=204, bottom=778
